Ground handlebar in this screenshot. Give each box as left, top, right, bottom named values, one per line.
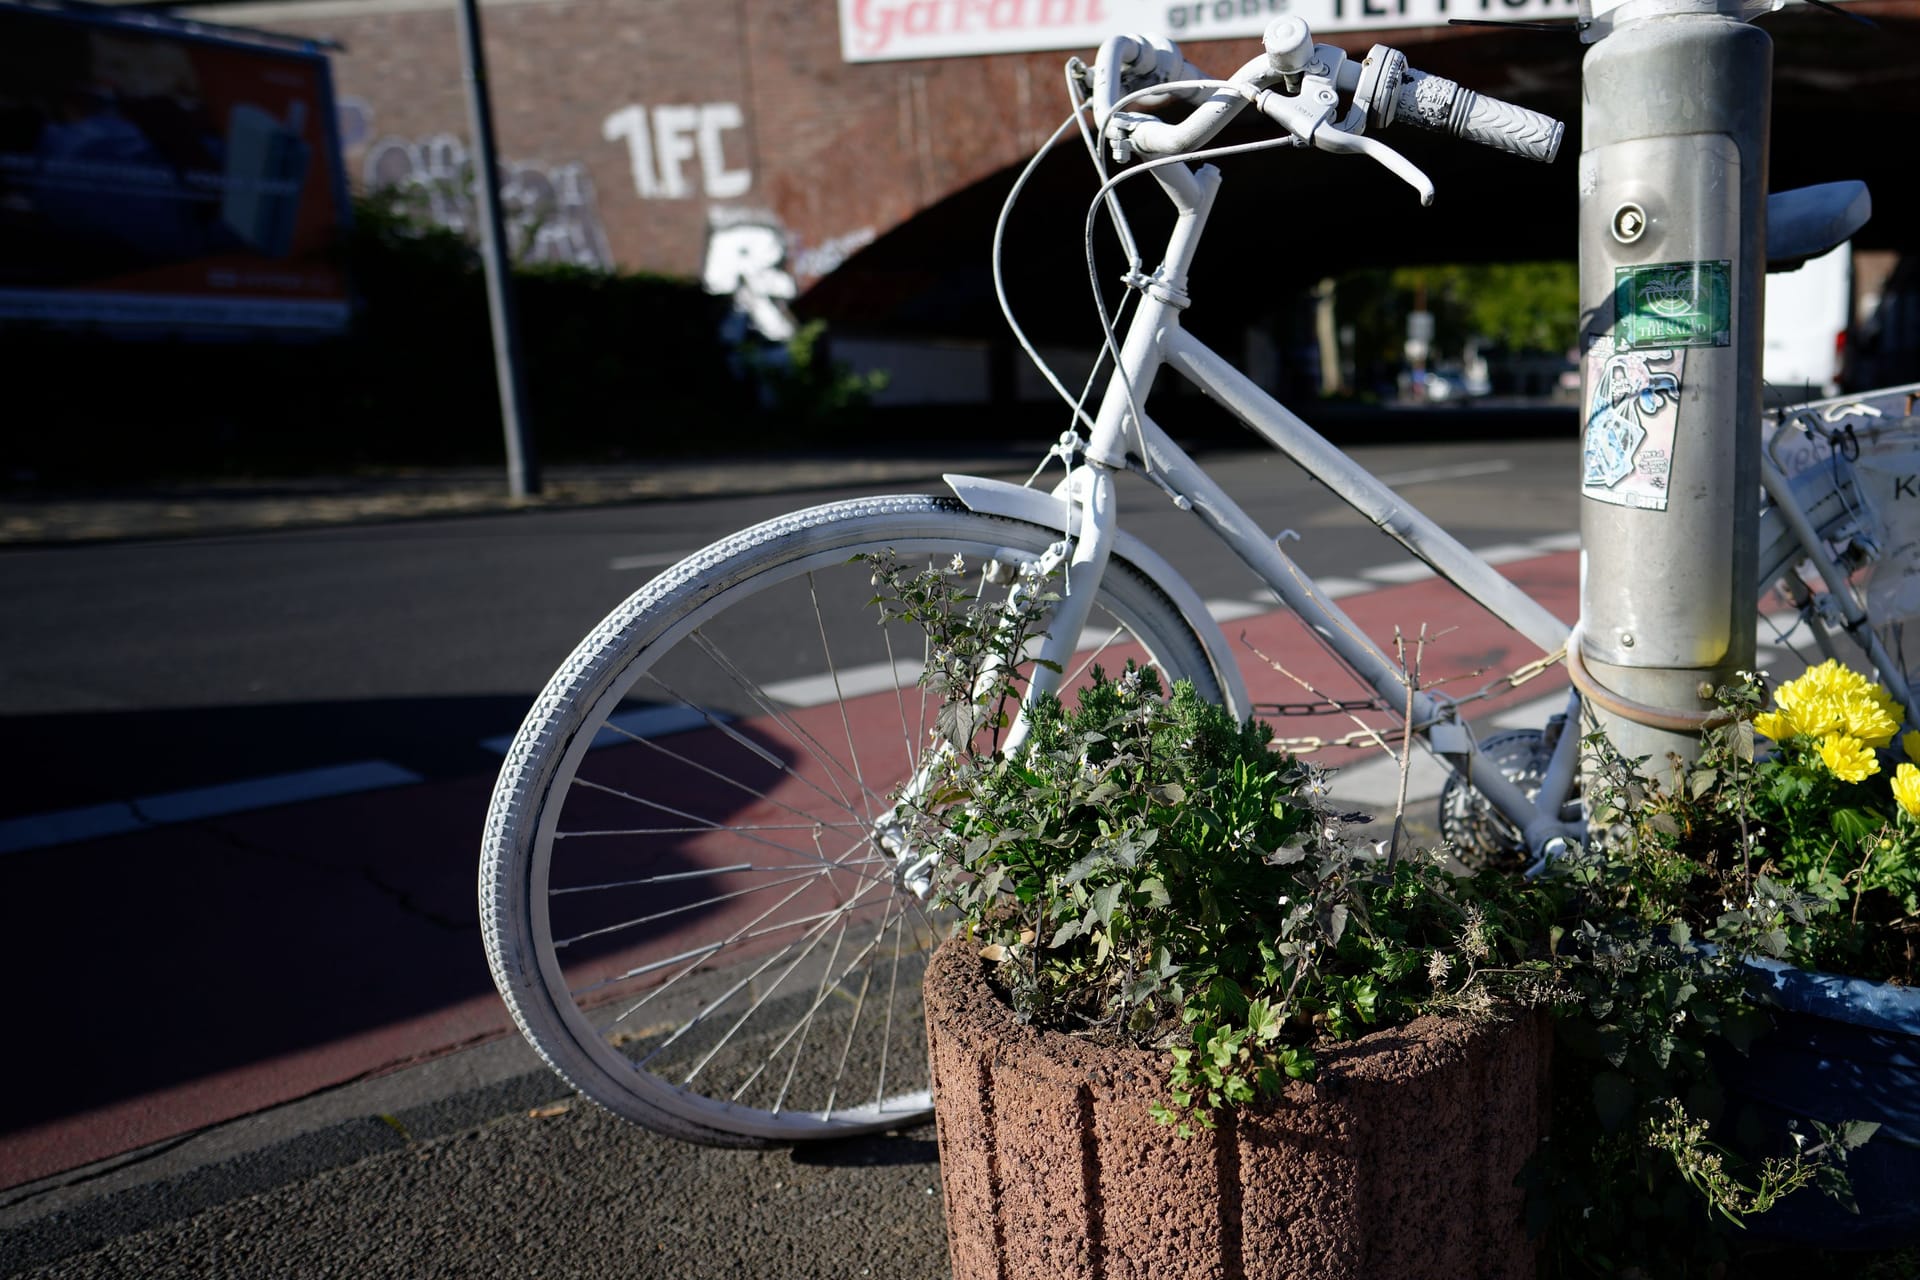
left=1388, top=68, right=1564, bottom=165
left=1094, top=20, right=1563, bottom=198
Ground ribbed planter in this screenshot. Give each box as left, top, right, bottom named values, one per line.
left=924, top=937, right=1551, bottom=1280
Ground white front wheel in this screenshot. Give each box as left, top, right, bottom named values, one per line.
left=479, top=495, right=1222, bottom=1145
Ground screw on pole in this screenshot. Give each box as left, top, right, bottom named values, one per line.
left=454, top=0, right=539, bottom=500
left=1575, top=0, right=1770, bottom=767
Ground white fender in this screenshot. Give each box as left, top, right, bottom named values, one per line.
left=943, top=472, right=1252, bottom=719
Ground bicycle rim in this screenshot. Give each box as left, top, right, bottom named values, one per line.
left=481, top=495, right=1220, bottom=1144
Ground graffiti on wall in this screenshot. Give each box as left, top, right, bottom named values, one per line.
left=793, top=227, right=878, bottom=284
left=361, top=132, right=614, bottom=269
left=602, top=103, right=751, bottom=200
left=701, top=209, right=881, bottom=344
left=703, top=208, right=796, bottom=342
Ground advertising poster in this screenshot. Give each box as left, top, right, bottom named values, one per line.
left=0, top=4, right=351, bottom=333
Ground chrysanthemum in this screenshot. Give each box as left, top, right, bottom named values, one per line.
left=1753, top=709, right=1795, bottom=742
left=1818, top=733, right=1881, bottom=783
left=1905, top=730, right=1920, bottom=765
left=1840, top=693, right=1902, bottom=749
left=1763, top=662, right=1903, bottom=744
left=1894, top=763, right=1920, bottom=819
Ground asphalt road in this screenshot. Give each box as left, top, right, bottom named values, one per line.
left=0, top=436, right=1581, bottom=1277
left=0, top=438, right=1577, bottom=817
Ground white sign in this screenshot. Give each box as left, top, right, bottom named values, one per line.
left=840, top=0, right=1581, bottom=62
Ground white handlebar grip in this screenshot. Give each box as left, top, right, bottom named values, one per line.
left=1394, top=70, right=1563, bottom=164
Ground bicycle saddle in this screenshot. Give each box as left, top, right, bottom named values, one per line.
left=1767, top=181, right=1870, bottom=272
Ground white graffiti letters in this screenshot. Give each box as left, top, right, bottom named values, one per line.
left=702, top=216, right=796, bottom=342
left=362, top=133, right=612, bottom=269
left=602, top=103, right=751, bottom=200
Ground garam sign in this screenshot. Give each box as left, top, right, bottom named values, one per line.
left=840, top=0, right=1583, bottom=62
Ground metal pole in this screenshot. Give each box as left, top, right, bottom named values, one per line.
left=1576, top=0, right=1770, bottom=767
left=454, top=0, right=539, bottom=499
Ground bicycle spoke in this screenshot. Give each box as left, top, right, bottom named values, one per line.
left=608, top=689, right=892, bottom=837
left=551, top=855, right=890, bottom=895
left=553, top=866, right=840, bottom=950
left=580, top=825, right=885, bottom=1008
left=747, top=876, right=919, bottom=1113
left=874, top=891, right=911, bottom=1109
left=567, top=777, right=892, bottom=888
left=809, top=570, right=877, bottom=828
left=756, top=921, right=850, bottom=1111
left=648, top=870, right=897, bottom=1079
left=714, top=886, right=913, bottom=1105
left=689, top=630, right=875, bottom=816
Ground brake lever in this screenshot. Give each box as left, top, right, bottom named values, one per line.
left=1253, top=85, right=1436, bottom=205
left=1315, top=129, right=1435, bottom=205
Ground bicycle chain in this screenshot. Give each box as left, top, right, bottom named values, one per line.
left=1259, top=645, right=1568, bottom=754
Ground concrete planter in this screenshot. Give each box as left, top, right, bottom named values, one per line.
left=924, top=937, right=1550, bottom=1280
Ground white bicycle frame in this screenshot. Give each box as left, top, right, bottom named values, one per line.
left=942, top=136, right=1916, bottom=862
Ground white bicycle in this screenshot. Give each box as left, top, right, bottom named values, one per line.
left=479, top=21, right=1918, bottom=1146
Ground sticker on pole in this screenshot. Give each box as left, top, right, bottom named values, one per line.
left=1583, top=336, right=1684, bottom=511
left=1614, top=260, right=1733, bottom=349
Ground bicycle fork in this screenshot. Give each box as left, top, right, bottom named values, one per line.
left=877, top=468, right=1122, bottom=897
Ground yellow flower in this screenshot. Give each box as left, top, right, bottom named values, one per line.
left=1767, top=662, right=1904, bottom=743
left=1841, top=693, right=1902, bottom=749
left=1817, top=733, right=1880, bottom=783
left=1894, top=763, right=1920, bottom=819
left=1905, top=730, right=1920, bottom=764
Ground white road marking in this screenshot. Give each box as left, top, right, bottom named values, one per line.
left=609, top=551, right=693, bottom=572
left=1206, top=598, right=1268, bottom=622
left=479, top=704, right=721, bottom=755
left=761, top=659, right=925, bottom=708
left=1360, top=561, right=1438, bottom=585
left=0, top=762, right=424, bottom=856
left=1474, top=543, right=1549, bottom=566
left=1375, top=460, right=1515, bottom=488
left=1315, top=577, right=1375, bottom=600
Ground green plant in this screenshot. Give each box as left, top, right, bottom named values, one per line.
left=741, top=319, right=889, bottom=428
left=1528, top=661, right=1919, bottom=1277
left=866, top=552, right=1548, bottom=1133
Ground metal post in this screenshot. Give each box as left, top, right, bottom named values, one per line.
left=1576, top=0, right=1770, bottom=766
left=454, top=0, right=539, bottom=499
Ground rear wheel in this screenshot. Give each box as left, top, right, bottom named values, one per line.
left=480, top=494, right=1223, bottom=1145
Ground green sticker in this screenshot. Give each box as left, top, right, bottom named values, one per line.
left=1614, top=260, right=1732, bottom=349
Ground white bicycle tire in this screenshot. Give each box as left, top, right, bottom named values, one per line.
left=480, top=494, right=1222, bottom=1146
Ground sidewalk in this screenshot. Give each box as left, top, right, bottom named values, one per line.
left=0, top=450, right=1040, bottom=546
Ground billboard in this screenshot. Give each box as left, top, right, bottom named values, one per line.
left=0, top=3, right=351, bottom=333
left=839, top=0, right=1584, bottom=63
